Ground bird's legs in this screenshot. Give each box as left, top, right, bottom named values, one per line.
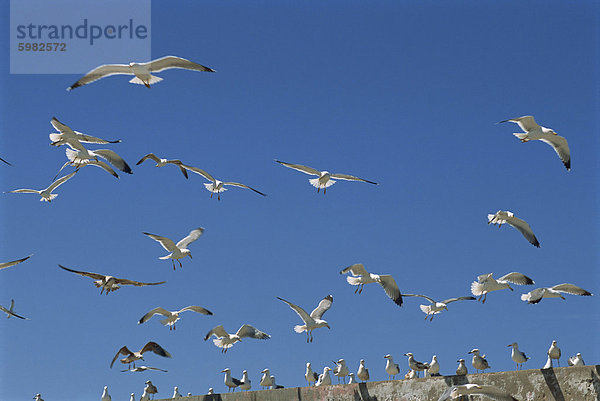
left=430, top=314, right=435, bottom=322
left=310, top=331, right=314, bottom=342
left=358, top=285, right=363, bottom=294
left=324, top=187, right=326, bottom=195
left=178, top=259, right=183, bottom=268
left=482, top=293, right=487, bottom=304
left=172, top=259, right=176, bottom=270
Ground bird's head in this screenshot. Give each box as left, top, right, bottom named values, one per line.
left=508, top=342, right=518, bottom=348
left=552, top=340, right=557, bottom=345
left=384, top=354, right=392, bottom=359
left=325, top=323, right=331, bottom=329
left=222, top=368, right=230, bottom=373
left=443, top=305, right=449, bottom=311
left=468, top=349, right=479, bottom=355
left=457, top=359, right=465, bottom=363
left=404, top=353, right=413, bottom=357
left=261, top=369, right=270, bottom=374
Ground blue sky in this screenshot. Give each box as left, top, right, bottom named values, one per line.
left=1, top=1, right=598, bottom=400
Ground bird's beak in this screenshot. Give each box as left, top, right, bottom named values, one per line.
left=326, top=324, right=331, bottom=329
left=507, top=345, right=511, bottom=347
left=508, top=285, right=514, bottom=291
left=189, top=253, right=193, bottom=259
left=221, top=369, right=227, bottom=373
left=457, top=360, right=461, bottom=362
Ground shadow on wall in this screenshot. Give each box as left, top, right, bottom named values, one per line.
left=353, top=383, right=377, bottom=401
left=541, top=367, right=565, bottom=401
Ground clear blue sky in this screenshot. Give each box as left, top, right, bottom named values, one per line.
left=1, top=1, right=598, bottom=400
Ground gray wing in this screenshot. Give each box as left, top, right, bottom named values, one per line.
left=442, top=296, right=476, bottom=304
left=523, top=288, right=546, bottom=304
left=136, top=154, right=161, bottom=165
left=204, top=325, right=229, bottom=340
left=477, top=273, right=495, bottom=283
left=330, top=173, right=377, bottom=185
left=506, top=215, right=540, bottom=247
left=0, top=255, right=32, bottom=270
left=93, top=149, right=132, bottom=174
left=138, top=307, right=172, bottom=324
left=0, top=156, right=13, bottom=166
left=113, top=277, right=166, bottom=287
left=58, top=264, right=106, bottom=281
left=50, top=117, right=75, bottom=134
left=471, top=385, right=519, bottom=401
left=276, top=297, right=313, bottom=325
left=178, top=305, right=213, bottom=315
left=223, top=182, right=267, bottom=196
left=539, top=134, right=571, bottom=171
left=0, top=304, right=28, bottom=320
left=552, top=283, right=592, bottom=296
left=310, top=295, right=333, bottom=320
left=498, top=115, right=540, bottom=132
left=340, top=263, right=369, bottom=276
left=144, top=232, right=178, bottom=252
left=46, top=171, right=77, bottom=192
left=147, top=56, right=216, bottom=73
left=182, top=165, right=215, bottom=182
left=236, top=324, right=271, bottom=339
left=403, top=293, right=436, bottom=303
left=378, top=275, right=403, bottom=306
left=437, top=386, right=456, bottom=401
left=110, top=346, right=134, bottom=368
left=67, top=64, right=132, bottom=90
left=85, top=160, right=120, bottom=179
left=275, top=160, right=320, bottom=176
left=140, top=341, right=172, bottom=358
left=7, top=189, right=39, bottom=194
left=498, top=272, right=534, bottom=285
left=176, top=228, right=205, bottom=249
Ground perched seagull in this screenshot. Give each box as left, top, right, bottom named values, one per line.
left=136, top=153, right=188, bottom=178
left=305, top=362, right=319, bottom=386
left=384, top=354, right=400, bottom=380
left=0, top=255, right=32, bottom=270
left=438, top=383, right=518, bottom=401
left=488, top=210, right=540, bottom=247
left=333, top=359, right=350, bottom=383
left=140, top=389, right=150, bottom=401
left=129, top=393, right=135, bottom=401
left=270, top=376, right=284, bottom=389
left=275, top=160, right=377, bottom=194
left=67, top=55, right=215, bottom=90
left=469, top=349, right=490, bottom=373
left=120, top=365, right=168, bottom=373
left=339, top=263, right=402, bottom=306
left=0, top=156, right=12, bottom=166
left=204, top=324, right=270, bottom=353
left=404, top=353, right=429, bottom=378
left=207, top=388, right=214, bottom=395
left=568, top=353, right=585, bottom=366
left=521, top=283, right=592, bottom=304
left=110, top=341, right=171, bottom=369
left=277, top=295, right=333, bottom=342
left=508, top=342, right=529, bottom=370
left=49, top=117, right=121, bottom=147
left=404, top=369, right=417, bottom=380
left=471, top=272, right=535, bottom=303
left=543, top=355, right=553, bottom=370
left=456, top=359, right=468, bottom=376
left=427, top=355, right=440, bottom=376
left=58, top=264, right=165, bottom=295
left=357, top=359, right=370, bottom=382
left=144, top=381, right=158, bottom=400
left=548, top=340, right=561, bottom=367
left=0, top=299, right=29, bottom=320
left=7, top=171, right=77, bottom=202
left=348, top=373, right=357, bottom=384
left=143, top=228, right=204, bottom=270
left=240, top=370, right=251, bottom=391
left=222, top=368, right=242, bottom=392
left=55, top=141, right=132, bottom=180
left=101, top=386, right=111, bottom=401
left=403, top=294, right=475, bottom=321
left=260, top=369, right=273, bottom=389
left=172, top=387, right=182, bottom=398
left=183, top=164, right=266, bottom=200
left=316, top=367, right=332, bottom=386
left=187, top=393, right=192, bottom=397
left=138, top=305, right=213, bottom=330
left=33, top=394, right=44, bottom=401
left=498, top=115, right=571, bottom=171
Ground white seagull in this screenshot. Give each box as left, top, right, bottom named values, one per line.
left=403, top=294, right=475, bottom=321
left=469, top=349, right=490, bottom=373
left=568, top=353, right=585, bottom=366
left=172, top=386, right=182, bottom=398
left=333, top=358, right=349, bottom=383
left=498, top=115, right=571, bottom=171
left=222, top=368, right=242, bottom=392
left=0, top=254, right=32, bottom=270
left=548, top=340, right=561, bottom=367
left=427, top=355, right=440, bottom=376
left=55, top=141, right=132, bottom=179
left=101, top=386, right=111, bottom=401
left=357, top=359, right=370, bottom=382
left=521, top=283, right=592, bottom=304
left=49, top=117, right=121, bottom=147
left=120, top=365, right=168, bottom=373
left=438, top=384, right=518, bottom=401
left=348, top=373, right=357, bottom=384
left=456, top=359, right=468, bottom=376
left=471, top=272, right=535, bottom=303
left=67, top=55, right=215, bottom=90
left=136, top=153, right=188, bottom=179
left=488, top=210, right=540, bottom=247
left=183, top=164, right=266, bottom=200
left=240, top=370, right=251, bottom=391
left=138, top=305, right=213, bottom=330
left=58, top=264, right=165, bottom=295
left=110, top=341, right=171, bottom=369
left=275, top=160, right=377, bottom=194
left=0, top=299, right=29, bottom=320
left=384, top=354, right=400, bottom=380
left=7, top=171, right=77, bottom=202
left=404, top=353, right=429, bottom=378
left=204, top=324, right=270, bottom=353
left=508, top=342, right=529, bottom=370
left=144, top=381, right=158, bottom=400
left=260, top=369, right=273, bottom=389
left=340, top=263, right=402, bottom=306
left=129, top=393, right=135, bottom=401
left=143, top=227, right=204, bottom=270
left=305, top=363, right=319, bottom=386
left=33, top=394, right=44, bottom=401
left=277, top=295, right=333, bottom=342
left=315, top=367, right=332, bottom=386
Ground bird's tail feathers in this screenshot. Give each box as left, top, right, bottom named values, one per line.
left=204, top=183, right=227, bottom=193
left=419, top=304, right=431, bottom=314
left=49, top=133, right=62, bottom=144
left=129, top=75, right=163, bottom=86
left=309, top=178, right=336, bottom=188
left=213, top=338, right=229, bottom=349
left=294, top=325, right=307, bottom=333
left=513, top=133, right=528, bottom=141
left=470, top=281, right=484, bottom=296
left=520, top=293, right=529, bottom=301
left=346, top=276, right=361, bottom=285
left=41, top=194, right=58, bottom=202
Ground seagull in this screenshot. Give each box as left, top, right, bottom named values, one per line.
left=357, top=359, right=369, bottom=382
left=427, top=355, right=440, bottom=376
left=120, top=365, right=168, bottom=373
left=101, top=386, right=111, bottom=401
left=277, top=295, right=333, bottom=342
left=7, top=171, right=77, bottom=202
left=129, top=393, right=135, bottom=401
left=138, top=305, right=213, bottom=330
left=508, top=342, right=529, bottom=370
left=222, top=368, right=242, bottom=392
left=260, top=369, right=273, bottom=389
left=0, top=156, right=12, bottom=166
left=67, top=55, right=215, bottom=90
left=55, top=141, right=132, bottom=179
left=315, top=367, right=332, bottom=386
left=240, top=370, right=251, bottom=391
left=469, top=349, right=490, bottom=373
left=183, top=164, right=266, bottom=200
left=403, top=294, right=475, bottom=320
left=438, top=383, right=518, bottom=401
left=58, top=264, right=165, bottom=294
left=33, top=394, right=44, bottom=401
left=548, top=340, right=561, bottom=367
left=405, top=369, right=417, bottom=379
left=207, top=388, right=214, bottom=395
left=0, top=255, right=32, bottom=270
left=204, top=324, right=270, bottom=353
left=348, top=373, right=357, bottom=384
left=404, top=353, right=429, bottom=378
left=384, top=354, right=400, bottom=380
left=172, top=387, right=182, bottom=398
left=49, top=117, right=121, bottom=147
left=305, top=362, right=319, bottom=386
left=456, top=359, right=468, bottom=376
left=270, top=376, right=284, bottom=389
left=144, top=380, right=158, bottom=400
left=333, top=358, right=349, bottom=383
left=568, top=353, right=585, bottom=366
left=521, top=283, right=592, bottom=304
left=0, top=299, right=29, bottom=320
left=136, top=154, right=188, bottom=178
left=498, top=115, right=571, bottom=171
left=143, top=228, right=204, bottom=270
left=471, top=272, right=535, bottom=303
left=488, top=210, right=540, bottom=247
left=275, top=160, right=377, bottom=194
left=339, top=263, right=402, bottom=306
left=110, top=342, right=171, bottom=369
left=140, top=389, right=150, bottom=401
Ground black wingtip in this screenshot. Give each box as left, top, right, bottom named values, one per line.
left=564, top=160, right=571, bottom=171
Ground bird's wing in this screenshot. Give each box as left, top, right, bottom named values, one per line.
left=7, top=189, right=39, bottom=194
left=552, top=283, right=592, bottom=296
left=0, top=304, right=28, bottom=319
left=223, top=182, right=267, bottom=196
left=58, top=264, right=106, bottom=280
left=146, top=56, right=216, bottom=73
left=179, top=305, right=213, bottom=315
left=275, top=160, right=320, bottom=176
left=523, top=288, right=546, bottom=304
left=310, top=295, right=333, bottom=320
left=539, top=134, right=571, bottom=171
left=506, top=215, right=540, bottom=247
left=437, top=386, right=456, bottom=401
left=92, top=149, right=132, bottom=174
left=477, top=273, right=495, bottom=283
left=141, top=341, right=172, bottom=358
left=146, top=366, right=168, bottom=372
left=340, top=263, right=369, bottom=276
left=181, top=165, right=215, bottom=181
left=176, top=227, right=205, bottom=249
left=0, top=156, right=12, bottom=166
left=499, top=115, right=540, bottom=132
left=472, top=384, right=519, bottom=401
left=110, top=346, right=134, bottom=368
left=403, top=293, right=435, bottom=303
left=204, top=325, right=229, bottom=340
left=143, top=233, right=178, bottom=252
left=442, top=296, right=477, bottom=304
left=0, top=255, right=32, bottom=270
left=499, top=272, right=534, bottom=285
left=67, top=64, right=132, bottom=90
left=378, top=275, right=403, bottom=306
left=136, top=154, right=161, bottom=165
left=236, top=324, right=271, bottom=339
left=113, top=278, right=166, bottom=287
left=46, top=171, right=77, bottom=192
left=276, top=297, right=313, bottom=324
left=50, top=117, right=75, bottom=134
left=138, top=307, right=171, bottom=324
left=87, top=160, right=120, bottom=178
left=72, top=131, right=121, bottom=145
left=330, top=173, right=378, bottom=185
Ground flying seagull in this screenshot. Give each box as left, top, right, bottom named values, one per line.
left=121, top=365, right=168, bottom=373
left=143, top=228, right=204, bottom=269
left=521, top=283, right=592, bottom=304
left=438, top=384, right=518, bottom=401
left=403, top=294, right=475, bottom=321
left=204, top=324, right=271, bottom=353
left=0, top=299, right=29, bottom=320
left=7, top=171, right=77, bottom=202
left=136, top=154, right=188, bottom=178
left=58, top=264, right=165, bottom=294
left=49, top=117, right=121, bottom=147
left=183, top=164, right=266, bottom=200
left=275, top=160, right=377, bottom=194
left=340, top=263, right=402, bottom=306
left=487, top=210, right=540, bottom=247
left=277, top=295, right=333, bottom=342
left=0, top=255, right=32, bottom=270
left=67, top=55, right=215, bottom=90
left=138, top=305, right=213, bottom=330
left=471, top=272, right=535, bottom=303
left=498, top=115, right=570, bottom=171
left=110, top=341, right=171, bottom=368
left=508, top=342, right=529, bottom=370
left=55, top=142, right=132, bottom=179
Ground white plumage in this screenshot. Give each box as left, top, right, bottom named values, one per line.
left=138, top=305, right=213, bottom=330
left=521, top=283, right=592, bottom=304
left=277, top=295, right=333, bottom=342
left=340, top=263, right=402, bottom=306
left=507, top=342, right=529, bottom=370
left=204, top=324, right=270, bottom=352
left=7, top=171, right=77, bottom=202
left=487, top=210, right=540, bottom=247
left=143, top=228, right=204, bottom=270
left=471, top=272, right=534, bottom=303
